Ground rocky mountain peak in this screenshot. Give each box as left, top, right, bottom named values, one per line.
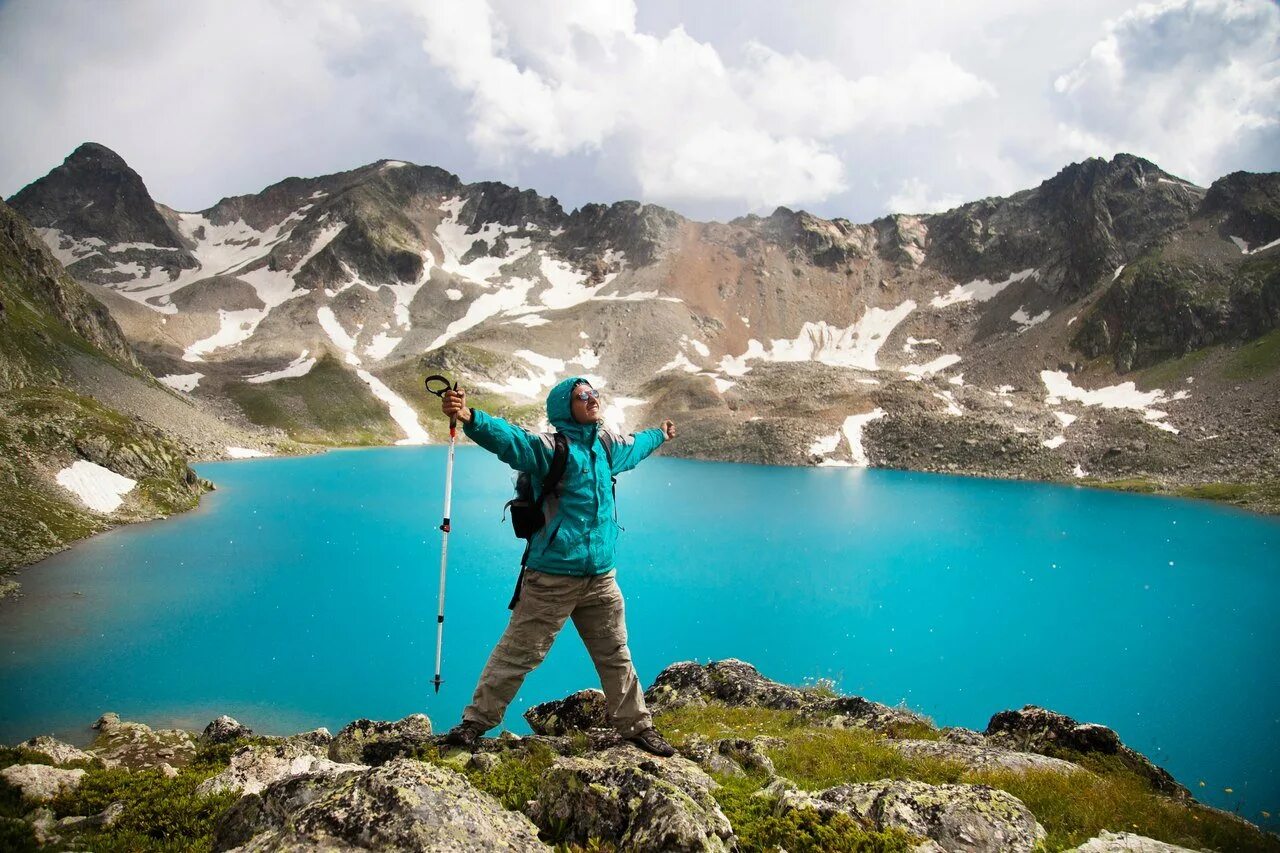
left=1199, top=171, right=1280, bottom=250
left=7, top=142, right=182, bottom=248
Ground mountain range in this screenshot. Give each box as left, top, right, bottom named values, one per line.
left=2, top=142, right=1278, bottom=571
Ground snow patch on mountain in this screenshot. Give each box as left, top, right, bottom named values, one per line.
left=537, top=254, right=614, bottom=308
left=246, top=352, right=316, bottom=384
left=933, top=390, right=963, bottom=415
left=719, top=301, right=915, bottom=376
left=158, top=373, right=202, bottom=392
left=365, top=333, right=402, bottom=360
left=318, top=307, right=362, bottom=365
left=931, top=268, right=1037, bottom=308
left=1230, top=235, right=1280, bottom=255
left=1041, top=370, right=1187, bottom=433
left=183, top=308, right=264, bottom=362
left=602, top=396, right=645, bottom=433
left=901, top=354, right=962, bottom=378
left=56, top=460, right=135, bottom=513
left=812, top=409, right=886, bottom=467
left=1011, top=306, right=1051, bottom=332
left=358, top=370, right=430, bottom=445
left=427, top=276, right=538, bottom=350
left=476, top=348, right=604, bottom=399
left=434, top=197, right=533, bottom=283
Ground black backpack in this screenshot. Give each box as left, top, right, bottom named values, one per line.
left=503, top=431, right=615, bottom=609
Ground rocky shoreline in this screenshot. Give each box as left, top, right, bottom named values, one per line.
left=1, top=660, right=1275, bottom=852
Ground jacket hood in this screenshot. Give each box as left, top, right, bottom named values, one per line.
left=547, top=375, right=598, bottom=441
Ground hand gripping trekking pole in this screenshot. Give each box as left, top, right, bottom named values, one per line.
left=424, top=374, right=458, bottom=693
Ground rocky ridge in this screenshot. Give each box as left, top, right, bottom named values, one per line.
left=6, top=145, right=1278, bottom=520
left=1, top=659, right=1274, bottom=852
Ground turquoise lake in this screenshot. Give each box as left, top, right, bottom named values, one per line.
left=1, top=446, right=1277, bottom=827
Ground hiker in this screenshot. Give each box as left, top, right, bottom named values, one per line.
left=438, top=376, right=679, bottom=757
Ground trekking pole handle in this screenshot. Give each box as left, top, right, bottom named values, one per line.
left=424, top=374, right=460, bottom=432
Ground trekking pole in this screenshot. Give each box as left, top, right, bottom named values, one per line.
left=424, top=374, right=459, bottom=693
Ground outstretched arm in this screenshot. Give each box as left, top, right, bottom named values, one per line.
left=443, top=388, right=553, bottom=476
left=606, top=419, right=675, bottom=474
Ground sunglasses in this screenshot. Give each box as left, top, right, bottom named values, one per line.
left=573, top=389, right=601, bottom=402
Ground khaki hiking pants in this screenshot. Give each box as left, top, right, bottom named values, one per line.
left=462, top=568, right=652, bottom=737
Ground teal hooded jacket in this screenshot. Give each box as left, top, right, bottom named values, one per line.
left=461, top=375, right=666, bottom=576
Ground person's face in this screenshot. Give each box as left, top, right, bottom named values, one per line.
left=570, top=383, right=602, bottom=424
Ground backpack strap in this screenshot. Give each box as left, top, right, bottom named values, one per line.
left=597, top=431, right=622, bottom=530
left=511, top=433, right=569, bottom=611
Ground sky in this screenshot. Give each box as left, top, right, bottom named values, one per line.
left=0, top=0, right=1276, bottom=223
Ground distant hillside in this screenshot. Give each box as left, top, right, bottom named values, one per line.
left=6, top=145, right=1280, bottom=514
left=0, top=199, right=269, bottom=579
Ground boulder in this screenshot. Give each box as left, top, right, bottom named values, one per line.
left=17, top=735, right=96, bottom=766
left=197, top=738, right=366, bottom=796
left=679, top=736, right=777, bottom=778
left=524, top=688, right=609, bottom=734
left=202, top=715, right=254, bottom=744
left=55, top=801, right=125, bottom=835
left=214, top=757, right=547, bottom=852
left=890, top=739, right=1087, bottom=775
left=328, top=713, right=433, bottom=765
left=0, top=764, right=85, bottom=802
left=645, top=659, right=932, bottom=736
left=88, top=717, right=196, bottom=770
left=984, top=706, right=1188, bottom=798
left=1066, top=831, right=1199, bottom=852
left=779, top=779, right=1046, bottom=853
left=92, top=712, right=121, bottom=731
left=526, top=745, right=733, bottom=851
left=939, top=727, right=987, bottom=746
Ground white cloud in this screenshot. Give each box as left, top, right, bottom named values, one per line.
left=1051, top=0, right=1280, bottom=183
left=408, top=0, right=994, bottom=211
left=0, top=0, right=1275, bottom=224
left=886, top=178, right=964, bottom=215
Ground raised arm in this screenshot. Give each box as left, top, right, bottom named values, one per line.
left=604, top=420, right=673, bottom=474
left=443, top=388, right=553, bottom=476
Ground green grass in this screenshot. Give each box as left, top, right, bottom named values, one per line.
left=1138, top=346, right=1213, bottom=390
left=225, top=355, right=400, bottom=446
left=0, top=386, right=205, bottom=570
left=1223, top=328, right=1280, bottom=381
left=656, top=704, right=1280, bottom=853
left=46, top=765, right=238, bottom=853
left=1079, top=477, right=1161, bottom=494
left=712, top=774, right=916, bottom=852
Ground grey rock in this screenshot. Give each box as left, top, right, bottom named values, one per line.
left=18, top=735, right=96, bottom=766
left=780, top=779, right=1046, bottom=853
left=284, top=727, right=332, bottom=749
left=216, top=757, right=547, bottom=852
left=984, top=705, right=1188, bottom=798
left=203, top=715, right=254, bottom=744
left=88, top=717, right=197, bottom=770
left=0, top=764, right=85, bottom=802
left=1066, top=830, right=1199, bottom=852
left=939, top=727, right=987, bottom=746
left=704, top=737, right=775, bottom=776
left=645, top=659, right=933, bottom=737
left=890, top=739, right=1086, bottom=775
left=93, top=712, right=121, bottom=731
left=524, top=688, right=608, bottom=734
left=56, top=800, right=125, bottom=833
left=328, top=713, right=433, bottom=765
left=198, top=738, right=365, bottom=796
left=527, top=745, right=733, bottom=851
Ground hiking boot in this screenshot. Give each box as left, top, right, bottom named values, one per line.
left=443, top=720, right=486, bottom=750
left=626, top=726, right=676, bottom=757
